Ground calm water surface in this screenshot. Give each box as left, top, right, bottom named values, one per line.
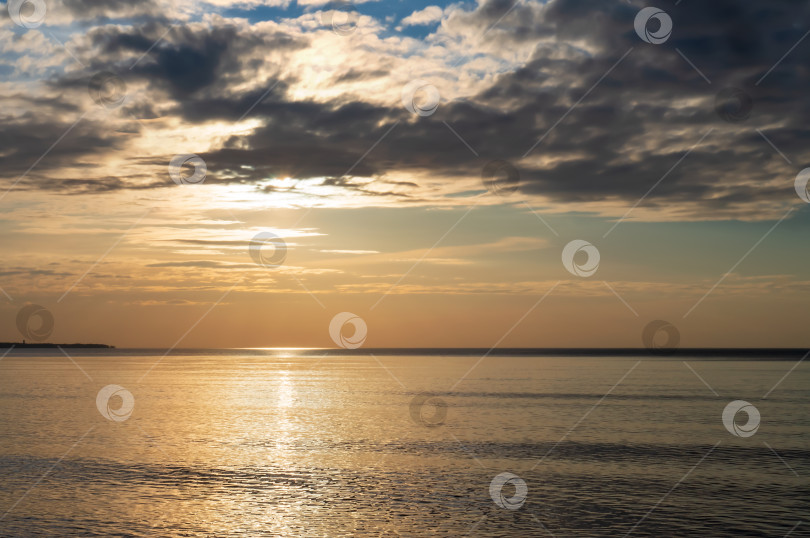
left=0, top=351, right=807, bottom=536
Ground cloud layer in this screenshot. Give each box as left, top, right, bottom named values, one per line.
left=1, top=0, right=809, bottom=221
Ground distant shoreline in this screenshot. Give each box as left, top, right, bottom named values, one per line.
left=0, top=343, right=115, bottom=349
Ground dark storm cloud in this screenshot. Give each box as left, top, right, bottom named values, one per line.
left=55, top=177, right=167, bottom=194
left=197, top=100, right=397, bottom=181
left=60, top=0, right=161, bottom=18
left=0, top=114, right=126, bottom=182
left=81, top=23, right=306, bottom=99
left=504, top=0, right=810, bottom=206
left=167, top=0, right=810, bottom=214
left=7, top=0, right=810, bottom=214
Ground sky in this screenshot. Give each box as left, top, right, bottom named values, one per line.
left=1, top=0, right=810, bottom=348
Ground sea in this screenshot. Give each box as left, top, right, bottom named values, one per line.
left=0, top=349, right=807, bottom=537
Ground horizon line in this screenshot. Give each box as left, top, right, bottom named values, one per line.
left=2, top=345, right=808, bottom=358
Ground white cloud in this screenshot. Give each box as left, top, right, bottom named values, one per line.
left=401, top=5, right=444, bottom=26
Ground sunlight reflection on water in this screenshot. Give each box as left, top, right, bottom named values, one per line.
left=0, top=353, right=807, bottom=536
